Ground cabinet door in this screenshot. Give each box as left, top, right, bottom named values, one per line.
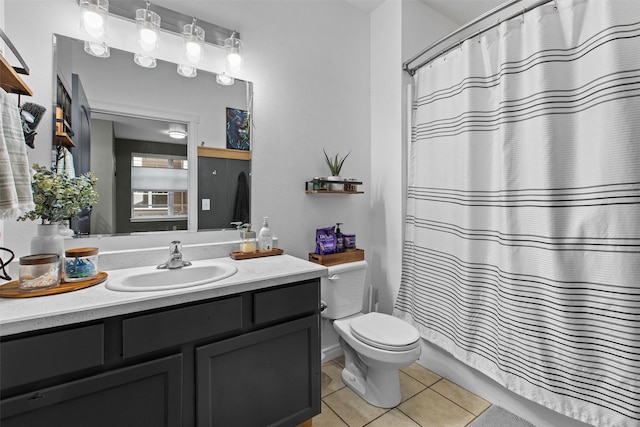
left=1, top=354, right=182, bottom=427
left=196, top=315, right=320, bottom=427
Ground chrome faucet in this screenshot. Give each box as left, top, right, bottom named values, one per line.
left=157, top=240, right=192, bottom=269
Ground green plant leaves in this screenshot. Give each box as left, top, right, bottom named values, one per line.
left=323, top=148, right=351, bottom=176
left=17, top=164, right=99, bottom=224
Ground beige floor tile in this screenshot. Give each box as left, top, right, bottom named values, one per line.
left=366, top=408, right=421, bottom=427
left=322, top=362, right=346, bottom=397
left=401, top=363, right=442, bottom=387
left=430, top=379, right=490, bottom=416
left=399, top=388, right=475, bottom=427
left=399, top=370, right=427, bottom=402
left=313, top=401, right=349, bottom=427
left=334, top=355, right=345, bottom=367
left=323, top=386, right=388, bottom=427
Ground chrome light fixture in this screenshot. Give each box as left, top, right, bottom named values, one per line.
left=224, top=31, right=244, bottom=74
left=183, top=19, right=204, bottom=63
left=80, top=0, right=110, bottom=58
left=134, top=1, right=160, bottom=68
left=177, top=18, right=204, bottom=78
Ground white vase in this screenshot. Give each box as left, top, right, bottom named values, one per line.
left=327, top=175, right=344, bottom=191
left=31, top=224, right=65, bottom=260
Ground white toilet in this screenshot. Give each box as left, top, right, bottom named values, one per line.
left=321, top=260, right=421, bottom=408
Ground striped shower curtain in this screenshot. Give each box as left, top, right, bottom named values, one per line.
left=394, top=1, right=640, bottom=426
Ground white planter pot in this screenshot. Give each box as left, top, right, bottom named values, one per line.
left=326, top=176, right=343, bottom=191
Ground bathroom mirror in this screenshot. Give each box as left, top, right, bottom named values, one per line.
left=52, top=34, right=252, bottom=236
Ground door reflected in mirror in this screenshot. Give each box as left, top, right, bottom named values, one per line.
left=53, top=34, right=252, bottom=237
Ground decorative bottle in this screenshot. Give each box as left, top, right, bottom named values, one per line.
left=335, top=223, right=344, bottom=253
left=258, top=217, right=273, bottom=251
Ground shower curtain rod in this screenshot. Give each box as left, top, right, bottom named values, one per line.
left=403, top=0, right=554, bottom=76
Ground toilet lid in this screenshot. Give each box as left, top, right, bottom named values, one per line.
left=350, top=312, right=420, bottom=351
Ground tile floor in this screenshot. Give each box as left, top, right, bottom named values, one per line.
left=314, top=357, right=492, bottom=427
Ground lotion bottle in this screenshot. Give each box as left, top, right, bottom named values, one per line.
left=258, top=217, right=273, bottom=251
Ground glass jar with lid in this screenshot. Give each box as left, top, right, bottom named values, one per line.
left=64, top=247, right=99, bottom=282
left=19, top=254, right=61, bottom=292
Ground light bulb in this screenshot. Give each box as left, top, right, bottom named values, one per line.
left=83, top=9, right=105, bottom=38
left=139, top=27, right=157, bottom=47
left=186, top=40, right=201, bottom=57
left=227, top=52, right=242, bottom=67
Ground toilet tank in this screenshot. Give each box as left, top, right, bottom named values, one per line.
left=321, top=260, right=367, bottom=319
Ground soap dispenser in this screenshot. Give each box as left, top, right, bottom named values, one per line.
left=240, top=224, right=256, bottom=253
left=335, top=222, right=344, bottom=253
left=258, top=217, right=273, bottom=251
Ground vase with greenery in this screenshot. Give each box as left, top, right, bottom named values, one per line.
left=18, top=164, right=98, bottom=256
left=323, top=149, right=351, bottom=190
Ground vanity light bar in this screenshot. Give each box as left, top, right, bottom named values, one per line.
left=106, top=0, right=238, bottom=48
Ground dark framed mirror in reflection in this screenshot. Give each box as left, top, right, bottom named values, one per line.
left=52, top=34, right=252, bottom=237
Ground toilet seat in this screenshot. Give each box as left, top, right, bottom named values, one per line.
left=350, top=312, right=420, bottom=351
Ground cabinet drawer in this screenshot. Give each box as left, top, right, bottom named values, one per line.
left=122, top=296, right=242, bottom=358
left=0, top=324, right=104, bottom=390
left=253, top=280, right=319, bottom=325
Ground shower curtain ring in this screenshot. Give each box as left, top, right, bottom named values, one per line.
left=521, top=9, right=525, bottom=24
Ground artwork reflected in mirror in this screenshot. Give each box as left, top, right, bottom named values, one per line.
left=53, top=34, right=252, bottom=237
left=226, top=108, right=250, bottom=151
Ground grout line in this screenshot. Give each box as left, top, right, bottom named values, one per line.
left=428, top=384, right=477, bottom=419
left=321, top=363, right=483, bottom=427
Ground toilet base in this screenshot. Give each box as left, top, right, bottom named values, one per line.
left=340, top=340, right=403, bottom=408
left=340, top=364, right=402, bottom=408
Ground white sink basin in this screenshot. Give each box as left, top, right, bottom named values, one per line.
left=106, top=263, right=238, bottom=292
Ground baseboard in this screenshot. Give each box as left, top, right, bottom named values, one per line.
left=321, top=343, right=343, bottom=363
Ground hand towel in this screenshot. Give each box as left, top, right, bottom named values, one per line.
left=63, top=146, right=76, bottom=178
left=0, top=88, right=34, bottom=218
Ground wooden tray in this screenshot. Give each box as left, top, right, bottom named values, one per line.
left=0, top=271, right=108, bottom=298
left=230, top=248, right=284, bottom=260
left=308, top=249, right=364, bottom=266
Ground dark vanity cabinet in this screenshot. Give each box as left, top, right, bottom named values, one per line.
left=0, top=279, right=321, bottom=427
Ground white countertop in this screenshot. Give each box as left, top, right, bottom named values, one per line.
left=0, top=254, right=327, bottom=337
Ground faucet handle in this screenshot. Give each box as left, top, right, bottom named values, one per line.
left=170, top=240, right=182, bottom=254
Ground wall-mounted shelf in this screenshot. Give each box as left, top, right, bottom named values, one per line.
left=0, top=54, right=32, bottom=96
left=198, top=146, right=251, bottom=160
left=305, top=178, right=363, bottom=194
left=55, top=132, right=75, bottom=147
left=0, top=28, right=32, bottom=96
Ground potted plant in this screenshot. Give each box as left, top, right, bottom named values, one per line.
left=323, top=149, right=351, bottom=190
left=18, top=164, right=98, bottom=256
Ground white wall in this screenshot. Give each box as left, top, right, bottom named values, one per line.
left=369, top=0, right=458, bottom=315
left=1, top=0, right=371, bottom=265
